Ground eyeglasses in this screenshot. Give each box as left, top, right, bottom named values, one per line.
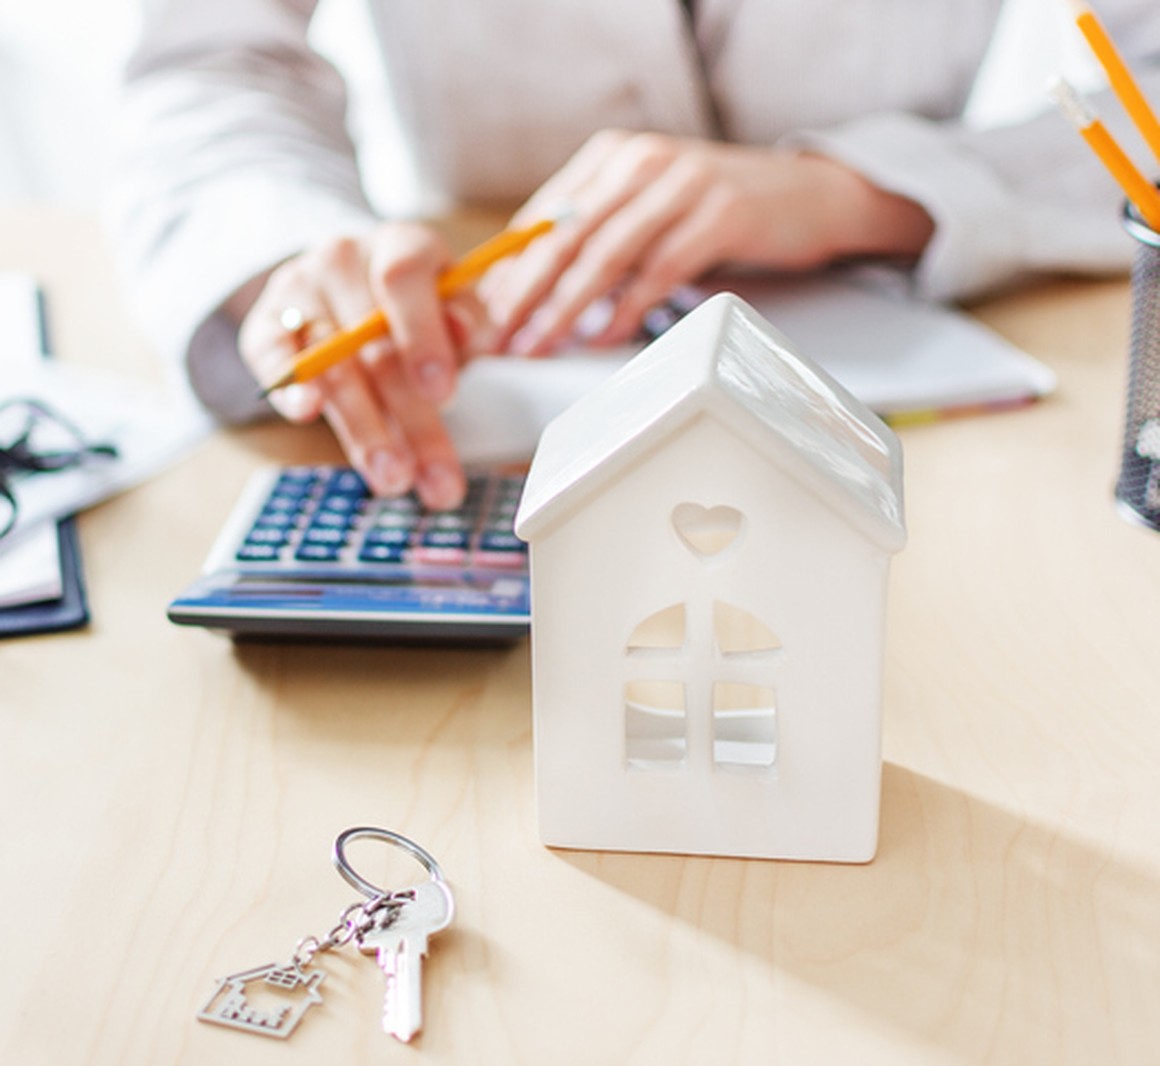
left=0, top=397, right=119, bottom=540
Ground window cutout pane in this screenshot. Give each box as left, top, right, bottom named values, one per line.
left=714, top=601, right=781, bottom=655
left=625, top=680, right=686, bottom=769
left=713, top=682, right=777, bottom=770
left=626, top=603, right=686, bottom=650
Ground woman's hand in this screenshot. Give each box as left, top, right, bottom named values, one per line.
left=483, top=130, right=934, bottom=355
left=239, top=222, right=493, bottom=510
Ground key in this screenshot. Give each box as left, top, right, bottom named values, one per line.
left=358, top=877, right=454, bottom=1042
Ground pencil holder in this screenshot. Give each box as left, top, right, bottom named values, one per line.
left=1116, top=202, right=1160, bottom=531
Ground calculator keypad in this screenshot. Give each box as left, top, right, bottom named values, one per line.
left=232, top=467, right=528, bottom=575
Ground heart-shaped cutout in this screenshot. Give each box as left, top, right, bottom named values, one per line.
left=672, top=503, right=744, bottom=559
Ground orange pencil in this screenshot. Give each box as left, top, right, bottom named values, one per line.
left=263, top=212, right=568, bottom=395
left=1071, top=2, right=1160, bottom=165
left=1049, top=77, right=1160, bottom=231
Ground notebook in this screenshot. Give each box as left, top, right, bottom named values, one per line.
left=0, top=273, right=88, bottom=636
left=440, top=273, right=1057, bottom=464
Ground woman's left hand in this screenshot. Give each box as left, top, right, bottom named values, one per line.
left=483, top=130, right=933, bottom=355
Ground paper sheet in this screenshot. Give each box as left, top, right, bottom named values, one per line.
left=443, top=273, right=1057, bottom=464
left=0, top=360, right=214, bottom=548
left=0, top=272, right=62, bottom=606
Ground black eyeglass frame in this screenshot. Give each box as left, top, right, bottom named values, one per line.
left=0, top=397, right=119, bottom=540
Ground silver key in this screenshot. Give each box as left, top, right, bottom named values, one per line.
left=358, top=877, right=454, bottom=1042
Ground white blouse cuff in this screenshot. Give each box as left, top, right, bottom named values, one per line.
left=782, top=110, right=1023, bottom=302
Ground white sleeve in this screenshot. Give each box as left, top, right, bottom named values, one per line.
left=106, top=0, right=380, bottom=421
left=783, top=3, right=1160, bottom=302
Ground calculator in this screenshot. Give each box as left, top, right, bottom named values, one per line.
left=168, top=465, right=531, bottom=641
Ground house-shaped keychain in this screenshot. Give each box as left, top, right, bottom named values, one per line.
left=514, top=293, right=906, bottom=862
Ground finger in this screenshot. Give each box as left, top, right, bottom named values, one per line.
left=596, top=197, right=728, bottom=345
left=483, top=211, right=593, bottom=348
left=368, top=224, right=460, bottom=406
left=322, top=248, right=466, bottom=509
left=489, top=134, right=683, bottom=347
left=443, top=289, right=499, bottom=360
left=361, top=345, right=467, bottom=510
left=314, top=257, right=419, bottom=498
left=484, top=132, right=643, bottom=338
left=506, top=129, right=633, bottom=230
left=513, top=155, right=713, bottom=354
left=239, top=273, right=335, bottom=423
left=317, top=354, right=416, bottom=498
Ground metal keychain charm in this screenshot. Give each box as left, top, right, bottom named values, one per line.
left=196, top=827, right=447, bottom=1041
left=196, top=892, right=393, bottom=1038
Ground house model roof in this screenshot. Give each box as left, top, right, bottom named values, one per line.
left=515, top=292, right=906, bottom=553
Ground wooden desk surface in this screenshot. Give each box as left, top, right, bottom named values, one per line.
left=3, top=205, right=1159, bottom=1065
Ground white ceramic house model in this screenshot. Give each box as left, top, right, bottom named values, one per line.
left=514, top=293, right=906, bottom=862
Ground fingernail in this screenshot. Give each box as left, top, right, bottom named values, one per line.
left=472, top=323, right=501, bottom=357
left=509, top=308, right=562, bottom=356
left=275, top=384, right=317, bottom=421
left=367, top=449, right=412, bottom=496
left=510, top=322, right=550, bottom=356
left=573, top=296, right=615, bottom=340
left=417, top=359, right=454, bottom=403
left=416, top=462, right=465, bottom=511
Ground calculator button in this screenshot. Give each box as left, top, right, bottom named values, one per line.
left=478, top=531, right=525, bottom=553
left=277, top=466, right=316, bottom=482
left=295, top=543, right=342, bottom=562
left=473, top=550, right=526, bottom=570
left=237, top=543, right=281, bottom=562
left=371, top=511, right=415, bottom=529
left=325, top=470, right=369, bottom=496
left=266, top=492, right=308, bottom=513
left=245, top=527, right=289, bottom=545
left=358, top=543, right=405, bottom=563
left=421, top=529, right=470, bottom=550
left=410, top=546, right=467, bottom=565
left=378, top=494, right=419, bottom=511
left=363, top=528, right=410, bottom=546
left=489, top=501, right=519, bottom=521
left=255, top=509, right=297, bottom=529
left=313, top=509, right=353, bottom=528
left=318, top=494, right=360, bottom=514
left=429, top=512, right=470, bottom=530
left=273, top=474, right=316, bottom=496
left=302, top=526, right=347, bottom=545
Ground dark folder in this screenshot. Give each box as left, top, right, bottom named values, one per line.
left=0, top=283, right=90, bottom=638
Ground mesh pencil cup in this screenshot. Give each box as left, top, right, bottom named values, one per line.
left=1116, top=200, right=1160, bottom=531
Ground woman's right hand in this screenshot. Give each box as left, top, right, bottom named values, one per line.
left=239, top=222, right=493, bottom=510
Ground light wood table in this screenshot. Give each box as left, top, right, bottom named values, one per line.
left=2, top=205, right=1159, bottom=1064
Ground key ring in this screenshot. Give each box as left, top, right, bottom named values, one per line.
left=332, top=826, right=446, bottom=898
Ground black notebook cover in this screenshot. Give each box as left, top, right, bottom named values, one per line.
left=0, top=282, right=89, bottom=637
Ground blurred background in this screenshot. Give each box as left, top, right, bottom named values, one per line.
left=0, top=0, right=1100, bottom=212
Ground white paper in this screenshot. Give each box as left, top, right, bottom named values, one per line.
left=0, top=272, right=63, bottom=606
left=732, top=274, right=1057, bottom=416
left=0, top=533, right=62, bottom=608
left=443, top=274, right=1056, bottom=464
left=1, top=360, right=213, bottom=543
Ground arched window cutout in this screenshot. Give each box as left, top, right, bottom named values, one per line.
left=625, top=680, right=686, bottom=770
left=713, top=683, right=777, bottom=770
left=714, top=601, right=781, bottom=655
left=627, top=603, right=686, bottom=651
